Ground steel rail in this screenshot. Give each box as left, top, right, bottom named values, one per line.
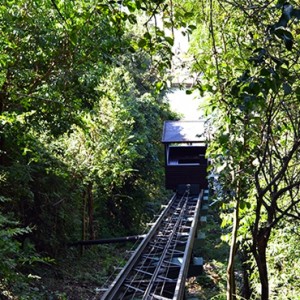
left=142, top=192, right=189, bottom=299
left=101, top=193, right=177, bottom=300
left=114, top=193, right=185, bottom=299
left=101, top=188, right=203, bottom=300
left=172, top=190, right=203, bottom=300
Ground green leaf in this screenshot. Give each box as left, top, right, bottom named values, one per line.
left=283, top=82, right=292, bottom=95
left=239, top=200, right=250, bottom=210
left=295, top=86, right=300, bottom=100
left=127, top=14, right=137, bottom=24
left=155, top=81, right=164, bottom=90
left=143, top=32, right=151, bottom=40
left=165, top=36, right=174, bottom=46
left=125, top=1, right=137, bottom=12
left=274, top=27, right=294, bottom=50
left=260, top=68, right=271, bottom=77
left=184, top=12, right=193, bottom=18
left=138, top=38, right=147, bottom=48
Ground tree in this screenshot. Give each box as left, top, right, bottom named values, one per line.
left=0, top=0, right=177, bottom=297
left=183, top=0, right=300, bottom=298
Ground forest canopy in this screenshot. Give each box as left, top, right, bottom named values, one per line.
left=1, top=0, right=300, bottom=299
left=185, top=0, right=300, bottom=299
left=0, top=0, right=177, bottom=297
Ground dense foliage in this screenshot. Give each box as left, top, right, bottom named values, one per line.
left=184, top=0, right=300, bottom=299
left=0, top=0, right=177, bottom=297
left=2, top=0, right=300, bottom=299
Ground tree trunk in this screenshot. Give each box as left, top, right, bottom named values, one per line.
left=239, top=250, right=253, bottom=299
left=0, top=78, right=9, bottom=166
left=257, top=244, right=269, bottom=299
left=227, top=204, right=239, bottom=300
left=87, top=182, right=95, bottom=240
left=253, top=227, right=271, bottom=300
left=81, top=188, right=87, bottom=255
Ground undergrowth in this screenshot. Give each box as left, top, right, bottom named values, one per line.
left=186, top=202, right=229, bottom=299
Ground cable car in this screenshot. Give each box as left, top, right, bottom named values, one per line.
left=162, top=121, right=208, bottom=193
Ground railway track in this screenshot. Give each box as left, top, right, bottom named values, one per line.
left=102, top=186, right=205, bottom=300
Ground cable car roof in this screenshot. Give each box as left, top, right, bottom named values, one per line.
left=162, top=121, right=206, bottom=143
